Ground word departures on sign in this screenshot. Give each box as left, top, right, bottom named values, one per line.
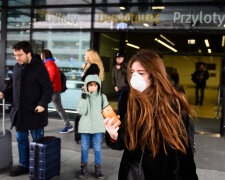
left=98, top=13, right=160, bottom=25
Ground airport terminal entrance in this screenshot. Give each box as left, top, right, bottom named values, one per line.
left=97, top=31, right=225, bottom=135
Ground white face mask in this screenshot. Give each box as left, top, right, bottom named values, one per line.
left=130, top=72, right=149, bottom=92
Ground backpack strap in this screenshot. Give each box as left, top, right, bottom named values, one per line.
left=101, top=93, right=103, bottom=109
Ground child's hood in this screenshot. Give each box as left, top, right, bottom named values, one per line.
left=84, top=74, right=101, bottom=92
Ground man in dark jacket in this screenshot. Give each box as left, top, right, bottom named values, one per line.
left=191, top=63, right=209, bottom=105
left=0, top=41, right=53, bottom=176
left=112, top=53, right=129, bottom=111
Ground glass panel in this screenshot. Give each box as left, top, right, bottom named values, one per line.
left=33, top=8, right=91, bottom=29
left=7, top=9, right=31, bottom=29
left=94, top=6, right=225, bottom=30
left=6, top=31, right=30, bottom=67
left=96, top=0, right=224, bottom=3
left=35, top=0, right=92, bottom=5
left=32, top=31, right=90, bottom=109
left=8, top=0, right=31, bottom=6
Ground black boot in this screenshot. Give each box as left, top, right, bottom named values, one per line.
left=9, top=165, right=29, bottom=177
left=78, top=163, right=88, bottom=179
left=95, top=165, right=104, bottom=180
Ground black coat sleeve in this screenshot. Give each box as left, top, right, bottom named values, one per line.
left=2, top=78, right=13, bottom=102
left=81, top=64, right=100, bottom=81
left=105, top=122, right=125, bottom=151
left=117, top=88, right=129, bottom=120
left=37, top=63, right=53, bottom=108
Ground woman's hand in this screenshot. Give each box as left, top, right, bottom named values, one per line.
left=104, top=117, right=120, bottom=140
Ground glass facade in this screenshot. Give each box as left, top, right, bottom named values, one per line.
left=95, top=6, right=225, bottom=30
left=1, top=0, right=225, bottom=112
left=95, top=0, right=224, bottom=3
left=34, top=0, right=92, bottom=6
left=8, top=0, right=31, bottom=6
left=32, top=31, right=90, bottom=109
left=33, top=8, right=91, bottom=29
left=7, top=9, right=31, bottom=29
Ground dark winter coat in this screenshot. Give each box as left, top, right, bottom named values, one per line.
left=105, top=91, right=198, bottom=180
left=4, top=54, right=53, bottom=131
left=81, top=63, right=100, bottom=82
left=112, top=63, right=128, bottom=90
left=191, top=70, right=209, bottom=88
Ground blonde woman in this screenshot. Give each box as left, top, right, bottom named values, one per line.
left=81, top=49, right=104, bottom=82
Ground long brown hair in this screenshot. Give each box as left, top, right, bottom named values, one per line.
left=125, top=49, right=191, bottom=157
left=85, top=49, right=104, bottom=81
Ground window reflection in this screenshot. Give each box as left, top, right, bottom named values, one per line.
left=7, top=9, right=31, bottom=29
left=6, top=31, right=30, bottom=66
left=95, top=0, right=224, bottom=3
left=33, top=8, right=91, bottom=29
left=35, top=0, right=92, bottom=5
left=32, top=31, right=90, bottom=109
left=8, top=0, right=31, bottom=6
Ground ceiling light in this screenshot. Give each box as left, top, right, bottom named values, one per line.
left=152, top=6, right=165, bottom=10
left=155, top=38, right=178, bottom=52
left=112, top=48, right=119, bottom=51
left=208, top=49, right=212, bottom=53
left=198, top=49, right=202, bottom=53
left=126, top=43, right=140, bottom=49
left=160, top=34, right=175, bottom=46
left=205, top=39, right=210, bottom=47
left=143, top=23, right=149, bottom=27
left=188, top=39, right=196, bottom=44
left=120, top=7, right=126, bottom=10
left=222, top=36, right=225, bottom=47
left=125, top=40, right=128, bottom=42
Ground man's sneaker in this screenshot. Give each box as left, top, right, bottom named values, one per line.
left=60, top=126, right=74, bottom=133
left=9, top=165, right=29, bottom=177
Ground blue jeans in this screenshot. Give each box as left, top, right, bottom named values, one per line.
left=195, top=85, right=205, bottom=104
left=16, top=129, right=43, bottom=168
left=81, top=133, right=102, bottom=165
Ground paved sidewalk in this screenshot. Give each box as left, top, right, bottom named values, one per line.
left=0, top=116, right=225, bottom=180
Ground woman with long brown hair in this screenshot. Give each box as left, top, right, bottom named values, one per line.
left=104, top=49, right=198, bottom=180
left=82, top=49, right=104, bottom=82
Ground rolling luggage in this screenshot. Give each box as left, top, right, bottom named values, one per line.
left=29, top=113, right=61, bottom=180
left=0, top=98, right=13, bottom=170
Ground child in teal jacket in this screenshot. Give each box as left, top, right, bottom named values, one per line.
left=77, top=74, right=108, bottom=179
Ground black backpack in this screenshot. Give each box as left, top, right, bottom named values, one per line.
left=59, top=70, right=67, bottom=93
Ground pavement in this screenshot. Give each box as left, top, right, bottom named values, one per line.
left=1, top=114, right=225, bottom=180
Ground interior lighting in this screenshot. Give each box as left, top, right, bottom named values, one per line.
left=154, top=38, right=178, bottom=52
left=160, top=34, right=175, bottom=46
left=188, top=39, right=196, bottom=45
left=204, top=39, right=210, bottom=47
left=126, top=43, right=140, bottom=49
left=120, top=7, right=126, bottom=10
left=208, top=49, right=212, bottom=53
left=221, top=35, right=225, bottom=47
left=143, top=23, right=149, bottom=27
left=152, top=6, right=165, bottom=10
